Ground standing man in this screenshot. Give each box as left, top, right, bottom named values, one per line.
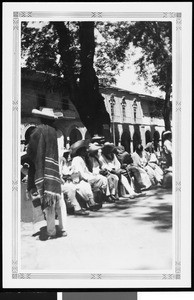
left=27, top=107, right=67, bottom=240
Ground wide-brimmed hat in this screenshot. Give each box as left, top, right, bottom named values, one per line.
left=91, top=135, right=105, bottom=144
left=70, top=139, right=90, bottom=156
left=144, top=142, right=154, bottom=151
left=32, top=107, right=64, bottom=120
left=88, top=143, right=102, bottom=154
left=163, top=131, right=172, bottom=136
left=101, top=142, right=115, bottom=154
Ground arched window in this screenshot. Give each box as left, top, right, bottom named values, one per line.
left=133, top=131, right=141, bottom=152
left=153, top=131, right=160, bottom=151
left=145, top=130, right=152, bottom=145
left=69, top=128, right=82, bottom=145
left=24, top=125, right=36, bottom=145
left=121, top=131, right=131, bottom=153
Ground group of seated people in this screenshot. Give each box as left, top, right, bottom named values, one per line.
left=59, top=133, right=172, bottom=216
left=21, top=130, right=172, bottom=218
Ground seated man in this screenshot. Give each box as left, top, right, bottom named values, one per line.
left=114, top=145, right=145, bottom=194
left=88, top=143, right=119, bottom=203
left=131, top=144, right=153, bottom=190
left=61, top=148, right=101, bottom=214
left=144, top=142, right=163, bottom=185
left=100, top=142, right=138, bottom=198
left=70, top=140, right=108, bottom=206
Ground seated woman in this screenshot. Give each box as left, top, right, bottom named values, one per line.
left=99, top=142, right=138, bottom=199
left=88, top=143, right=119, bottom=203
left=70, top=140, right=107, bottom=205
left=131, top=144, right=152, bottom=190
left=144, top=142, right=163, bottom=185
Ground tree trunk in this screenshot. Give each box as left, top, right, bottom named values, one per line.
left=53, top=21, right=110, bottom=138
left=52, top=22, right=78, bottom=106
left=79, top=22, right=110, bottom=137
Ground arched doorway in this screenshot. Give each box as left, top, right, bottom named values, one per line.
left=145, top=130, right=152, bottom=145
left=114, top=125, right=120, bottom=146
left=133, top=131, right=141, bottom=152
left=25, top=125, right=36, bottom=145
left=69, top=128, right=82, bottom=145
left=121, top=131, right=131, bottom=153
left=153, top=131, right=160, bottom=151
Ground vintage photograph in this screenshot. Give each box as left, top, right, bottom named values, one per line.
left=3, top=2, right=192, bottom=289
left=20, top=19, right=173, bottom=269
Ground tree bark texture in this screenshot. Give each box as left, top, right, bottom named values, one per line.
left=52, top=22, right=78, bottom=105
left=53, top=21, right=110, bottom=137
left=79, top=22, right=110, bottom=136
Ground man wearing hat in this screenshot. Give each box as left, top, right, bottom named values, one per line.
left=70, top=139, right=107, bottom=208
left=100, top=142, right=138, bottom=198
left=91, top=135, right=105, bottom=146
left=60, top=147, right=94, bottom=215
left=27, top=107, right=68, bottom=240
left=88, top=143, right=119, bottom=202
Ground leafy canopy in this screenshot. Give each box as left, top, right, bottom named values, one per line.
left=21, top=21, right=172, bottom=93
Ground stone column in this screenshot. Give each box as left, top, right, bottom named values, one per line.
left=140, top=125, right=146, bottom=148
left=129, top=125, right=134, bottom=152
left=77, top=127, right=87, bottom=140
left=66, top=136, right=70, bottom=149
left=117, top=124, right=123, bottom=146
left=157, top=127, right=164, bottom=148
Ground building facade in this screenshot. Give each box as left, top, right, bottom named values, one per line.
left=21, top=69, right=171, bottom=153
left=101, top=86, right=171, bottom=153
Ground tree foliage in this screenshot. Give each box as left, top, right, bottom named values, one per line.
left=96, top=21, right=172, bottom=130
left=21, top=20, right=172, bottom=132
left=21, top=21, right=111, bottom=136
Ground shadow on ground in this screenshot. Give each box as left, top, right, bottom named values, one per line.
left=74, top=187, right=172, bottom=232
left=133, top=203, right=172, bottom=232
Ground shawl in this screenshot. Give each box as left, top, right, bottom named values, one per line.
left=27, top=124, right=61, bottom=209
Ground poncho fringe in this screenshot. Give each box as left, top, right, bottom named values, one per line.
left=27, top=124, right=62, bottom=210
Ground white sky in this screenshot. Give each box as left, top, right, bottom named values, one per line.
left=115, top=65, right=165, bottom=98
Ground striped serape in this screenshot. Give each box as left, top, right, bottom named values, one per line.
left=27, top=124, right=62, bottom=209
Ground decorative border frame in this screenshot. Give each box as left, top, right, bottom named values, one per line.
left=12, top=11, right=182, bottom=285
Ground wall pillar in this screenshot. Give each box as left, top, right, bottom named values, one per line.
left=157, top=127, right=164, bottom=148
left=77, top=127, right=87, bottom=140
left=117, top=124, right=123, bottom=146
left=140, top=125, right=146, bottom=148
left=66, top=136, right=70, bottom=149
left=129, top=125, right=134, bottom=152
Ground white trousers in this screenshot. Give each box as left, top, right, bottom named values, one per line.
left=44, top=194, right=67, bottom=236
